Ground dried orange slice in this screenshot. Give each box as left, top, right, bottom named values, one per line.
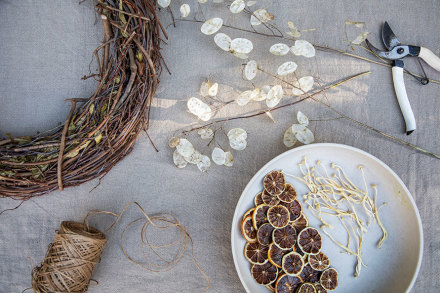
left=282, top=251, right=304, bottom=276
left=300, top=263, right=321, bottom=283
left=274, top=274, right=302, bottom=293
left=254, top=191, right=264, bottom=206
left=320, top=268, right=338, bottom=291
left=268, top=243, right=290, bottom=268
left=298, top=227, right=322, bottom=255
left=241, top=215, right=257, bottom=243
left=308, top=251, right=330, bottom=271
left=252, top=204, right=270, bottom=230
left=268, top=205, right=290, bottom=228
left=251, top=262, right=278, bottom=286
left=262, top=189, right=281, bottom=206
left=244, top=242, right=269, bottom=264
left=291, top=212, right=308, bottom=232
left=293, top=242, right=304, bottom=256
left=257, top=223, right=275, bottom=246
left=281, top=199, right=302, bottom=221
left=278, top=183, right=297, bottom=203
left=315, top=283, right=328, bottom=293
left=242, top=207, right=255, bottom=221
left=263, top=170, right=286, bottom=196
left=296, top=282, right=316, bottom=293
left=273, top=224, right=297, bottom=250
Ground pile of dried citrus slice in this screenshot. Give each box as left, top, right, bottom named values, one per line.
left=241, top=170, right=339, bottom=292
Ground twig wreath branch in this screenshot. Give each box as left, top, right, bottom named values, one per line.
left=0, top=0, right=165, bottom=202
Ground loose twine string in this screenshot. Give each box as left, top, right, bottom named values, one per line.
left=29, top=202, right=210, bottom=292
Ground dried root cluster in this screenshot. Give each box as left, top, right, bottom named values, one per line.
left=290, top=157, right=388, bottom=277
left=0, top=0, right=165, bottom=201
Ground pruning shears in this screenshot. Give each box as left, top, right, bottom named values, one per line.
left=366, top=21, right=440, bottom=135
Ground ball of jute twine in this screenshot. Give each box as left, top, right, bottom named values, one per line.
left=31, top=221, right=107, bottom=293
left=29, top=202, right=210, bottom=293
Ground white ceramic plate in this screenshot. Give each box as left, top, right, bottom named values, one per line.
left=231, top=143, right=423, bottom=293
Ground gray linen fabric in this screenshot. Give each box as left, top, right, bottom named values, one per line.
left=1, top=0, right=439, bottom=292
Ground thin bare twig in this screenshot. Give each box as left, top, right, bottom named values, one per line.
left=58, top=100, right=78, bottom=191
left=311, top=97, right=440, bottom=160
left=97, top=2, right=151, bottom=22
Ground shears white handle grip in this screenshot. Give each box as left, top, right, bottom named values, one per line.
left=392, top=65, right=416, bottom=134
left=419, top=47, right=440, bottom=72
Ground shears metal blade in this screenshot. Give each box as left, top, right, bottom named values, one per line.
left=382, top=21, right=401, bottom=50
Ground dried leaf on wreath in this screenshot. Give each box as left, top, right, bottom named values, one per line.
left=89, top=103, right=95, bottom=115
left=66, top=141, right=91, bottom=158
left=94, top=133, right=103, bottom=144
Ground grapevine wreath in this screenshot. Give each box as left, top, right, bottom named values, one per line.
left=0, top=0, right=165, bottom=201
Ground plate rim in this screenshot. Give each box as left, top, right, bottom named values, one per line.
left=231, top=143, right=423, bottom=293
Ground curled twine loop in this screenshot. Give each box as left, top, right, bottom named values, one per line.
left=30, top=202, right=210, bottom=292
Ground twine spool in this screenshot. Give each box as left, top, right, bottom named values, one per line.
left=31, top=221, right=107, bottom=293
